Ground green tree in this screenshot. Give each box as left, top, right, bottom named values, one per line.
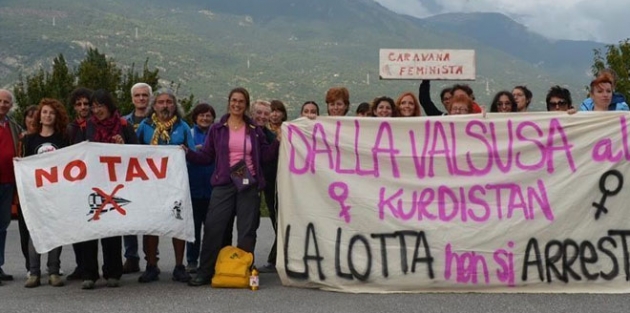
left=592, top=39, right=630, bottom=99
left=12, top=48, right=163, bottom=122
left=76, top=48, right=121, bottom=97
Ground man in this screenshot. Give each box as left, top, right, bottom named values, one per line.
left=63, top=87, right=94, bottom=280
left=121, top=82, right=152, bottom=274
left=135, top=88, right=195, bottom=283
left=0, top=89, right=21, bottom=284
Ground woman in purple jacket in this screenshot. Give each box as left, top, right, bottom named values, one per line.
left=186, top=87, right=279, bottom=286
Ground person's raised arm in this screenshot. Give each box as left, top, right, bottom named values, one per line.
left=419, top=80, right=445, bottom=116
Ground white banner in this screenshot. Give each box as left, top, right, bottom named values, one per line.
left=379, top=49, right=475, bottom=80
left=277, top=113, right=630, bottom=293
left=14, top=142, right=194, bottom=253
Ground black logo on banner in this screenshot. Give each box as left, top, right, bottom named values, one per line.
left=592, top=170, right=623, bottom=220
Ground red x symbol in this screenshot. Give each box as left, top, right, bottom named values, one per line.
left=91, top=184, right=127, bottom=221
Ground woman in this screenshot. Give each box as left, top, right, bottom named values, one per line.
left=419, top=80, right=452, bottom=116
left=326, top=87, right=350, bottom=116
left=269, top=100, right=287, bottom=136
left=186, top=103, right=216, bottom=273
left=512, top=85, right=533, bottom=112
left=579, top=74, right=629, bottom=111
left=79, top=89, right=138, bottom=289
left=187, top=87, right=280, bottom=286
left=355, top=102, right=371, bottom=117
left=395, top=92, right=421, bottom=117
left=21, top=99, right=69, bottom=288
left=371, top=96, right=397, bottom=117
left=16, top=105, right=38, bottom=275
left=300, top=101, right=319, bottom=120
left=490, top=91, right=518, bottom=113
left=449, top=94, right=475, bottom=115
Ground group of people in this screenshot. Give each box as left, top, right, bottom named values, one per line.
left=0, top=67, right=626, bottom=290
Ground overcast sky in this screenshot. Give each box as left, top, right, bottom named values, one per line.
left=374, top=0, right=629, bottom=43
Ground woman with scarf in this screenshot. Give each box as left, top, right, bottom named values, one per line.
left=78, top=89, right=138, bottom=289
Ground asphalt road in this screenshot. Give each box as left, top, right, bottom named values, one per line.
left=1, top=219, right=629, bottom=313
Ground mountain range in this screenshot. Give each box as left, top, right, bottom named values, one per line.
left=0, top=0, right=606, bottom=115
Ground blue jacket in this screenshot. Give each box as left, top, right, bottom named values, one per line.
left=579, top=92, right=629, bottom=111
left=188, top=125, right=215, bottom=199
left=136, top=117, right=195, bottom=148
left=186, top=114, right=279, bottom=190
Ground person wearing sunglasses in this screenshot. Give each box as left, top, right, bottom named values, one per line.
left=546, top=86, right=573, bottom=112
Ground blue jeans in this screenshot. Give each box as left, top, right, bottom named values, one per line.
left=0, top=183, right=15, bottom=267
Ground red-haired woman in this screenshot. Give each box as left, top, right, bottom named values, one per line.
left=21, top=98, right=70, bottom=288
left=395, top=92, right=421, bottom=117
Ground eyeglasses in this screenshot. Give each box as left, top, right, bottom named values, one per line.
left=75, top=101, right=90, bottom=107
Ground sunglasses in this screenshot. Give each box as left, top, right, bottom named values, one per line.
left=548, top=100, right=568, bottom=107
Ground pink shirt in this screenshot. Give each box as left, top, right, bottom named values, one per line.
left=228, top=126, right=255, bottom=176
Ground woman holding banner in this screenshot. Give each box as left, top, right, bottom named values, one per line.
left=300, top=101, right=319, bottom=120
left=512, top=85, right=533, bottom=112
left=326, top=87, right=350, bottom=116
left=489, top=91, right=518, bottom=113
left=186, top=87, right=280, bottom=286
left=579, top=74, right=629, bottom=111
left=21, top=98, right=70, bottom=288
left=395, top=92, right=421, bottom=117
left=371, top=96, right=398, bottom=117
left=78, top=89, right=138, bottom=289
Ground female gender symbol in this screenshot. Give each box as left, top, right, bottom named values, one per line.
left=328, top=182, right=351, bottom=223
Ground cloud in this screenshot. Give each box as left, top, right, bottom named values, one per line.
left=374, top=0, right=630, bottom=43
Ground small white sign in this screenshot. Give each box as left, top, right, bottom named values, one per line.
left=379, top=49, right=476, bottom=80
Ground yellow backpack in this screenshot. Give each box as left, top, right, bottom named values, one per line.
left=211, top=246, right=253, bottom=288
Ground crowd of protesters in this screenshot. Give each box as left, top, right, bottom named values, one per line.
left=0, top=68, right=627, bottom=289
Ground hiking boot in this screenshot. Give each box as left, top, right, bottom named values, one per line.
left=82, top=280, right=95, bottom=290
left=186, top=262, right=198, bottom=274
left=66, top=267, right=82, bottom=281
left=106, top=278, right=120, bottom=288
left=48, top=274, right=64, bottom=287
left=258, top=263, right=277, bottom=273
left=24, top=275, right=41, bottom=288
left=172, top=265, right=191, bottom=282
left=138, top=265, right=160, bottom=283
left=122, top=258, right=140, bottom=274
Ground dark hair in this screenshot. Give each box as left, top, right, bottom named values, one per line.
left=371, top=96, right=398, bottom=117
left=191, top=102, right=216, bottom=124
left=513, top=85, right=533, bottom=103
left=91, top=89, right=118, bottom=115
left=228, top=87, right=251, bottom=111
left=301, top=101, right=319, bottom=116
left=68, top=87, right=93, bottom=107
left=270, top=100, right=288, bottom=122
left=35, top=98, right=70, bottom=136
left=22, top=105, right=38, bottom=129
left=356, top=102, right=371, bottom=116
left=440, top=87, right=453, bottom=102
left=451, top=84, right=474, bottom=100
left=546, top=86, right=572, bottom=111
left=490, top=91, right=517, bottom=112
